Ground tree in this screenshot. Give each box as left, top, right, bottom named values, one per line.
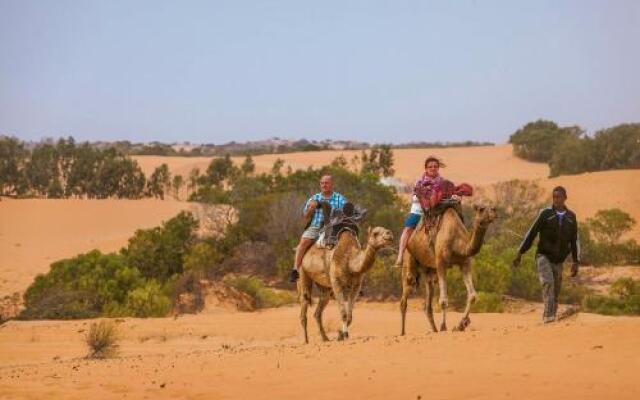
left=172, top=174, right=184, bottom=200
left=240, top=154, right=255, bottom=175
left=0, top=136, right=26, bottom=195
left=587, top=209, right=636, bottom=245
left=148, top=164, right=171, bottom=199
left=204, top=154, right=235, bottom=186
left=187, top=167, right=200, bottom=199
left=509, top=120, right=582, bottom=162
left=25, top=142, right=60, bottom=196
left=123, top=211, right=198, bottom=281
left=549, top=135, right=596, bottom=177
left=360, top=145, right=395, bottom=177
left=271, top=158, right=285, bottom=176
left=377, top=144, right=395, bottom=177
left=593, top=123, right=640, bottom=170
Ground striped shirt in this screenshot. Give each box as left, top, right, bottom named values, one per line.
left=304, top=192, right=348, bottom=227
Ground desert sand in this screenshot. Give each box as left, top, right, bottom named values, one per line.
left=1, top=301, right=639, bottom=400
left=0, top=199, right=193, bottom=298
left=1, top=144, right=639, bottom=399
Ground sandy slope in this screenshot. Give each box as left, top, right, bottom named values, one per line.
left=133, top=145, right=640, bottom=238
left=133, top=144, right=551, bottom=186
left=542, top=170, right=640, bottom=240
left=1, top=301, right=639, bottom=400
left=0, top=199, right=193, bottom=298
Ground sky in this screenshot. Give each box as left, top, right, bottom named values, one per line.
left=0, top=0, right=639, bottom=144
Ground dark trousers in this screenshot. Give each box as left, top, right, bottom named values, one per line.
left=536, top=254, right=563, bottom=321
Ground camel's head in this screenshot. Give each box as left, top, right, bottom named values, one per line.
left=367, top=226, right=394, bottom=249
left=473, top=202, right=497, bottom=227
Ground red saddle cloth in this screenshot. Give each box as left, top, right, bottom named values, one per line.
left=416, top=180, right=473, bottom=210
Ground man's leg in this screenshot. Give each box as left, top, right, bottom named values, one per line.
left=551, top=262, right=564, bottom=318
left=536, top=254, right=555, bottom=323
left=295, top=238, right=315, bottom=271
left=289, top=229, right=318, bottom=282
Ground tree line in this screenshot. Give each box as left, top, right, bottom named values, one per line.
left=509, top=120, right=640, bottom=176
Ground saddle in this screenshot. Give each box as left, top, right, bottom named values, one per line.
left=316, top=202, right=367, bottom=249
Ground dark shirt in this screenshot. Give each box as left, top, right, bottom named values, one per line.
left=518, top=207, right=580, bottom=264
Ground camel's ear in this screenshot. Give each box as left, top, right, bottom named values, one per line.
left=368, top=226, right=372, bottom=235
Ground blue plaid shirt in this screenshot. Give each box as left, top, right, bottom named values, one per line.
left=304, top=192, right=347, bottom=227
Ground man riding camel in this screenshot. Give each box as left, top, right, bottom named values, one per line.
left=289, top=174, right=347, bottom=283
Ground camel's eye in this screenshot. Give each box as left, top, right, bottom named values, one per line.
left=478, top=207, right=485, bottom=212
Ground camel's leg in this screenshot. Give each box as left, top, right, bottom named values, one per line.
left=436, top=257, right=449, bottom=332
left=400, top=254, right=417, bottom=336
left=345, top=278, right=363, bottom=330
left=454, top=259, right=477, bottom=332
left=331, top=282, right=350, bottom=341
left=424, top=269, right=438, bottom=333
left=314, top=287, right=331, bottom=342
left=298, top=272, right=313, bottom=344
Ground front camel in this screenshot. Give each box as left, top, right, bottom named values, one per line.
left=298, top=226, right=393, bottom=343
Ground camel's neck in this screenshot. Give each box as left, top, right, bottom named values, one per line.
left=463, top=220, right=489, bottom=257
left=351, top=243, right=378, bottom=274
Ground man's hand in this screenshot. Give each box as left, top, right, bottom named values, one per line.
left=570, top=262, right=579, bottom=277
left=308, top=200, right=318, bottom=210
left=512, top=254, right=522, bottom=269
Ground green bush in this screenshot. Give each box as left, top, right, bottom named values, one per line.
left=21, top=251, right=145, bottom=320
left=123, top=211, right=198, bottom=281
left=365, top=257, right=401, bottom=300
left=184, top=242, right=222, bottom=273
left=471, top=292, right=504, bottom=313
left=511, top=120, right=640, bottom=176
left=122, top=281, right=172, bottom=317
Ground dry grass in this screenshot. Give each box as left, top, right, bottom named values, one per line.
left=85, top=320, right=120, bottom=359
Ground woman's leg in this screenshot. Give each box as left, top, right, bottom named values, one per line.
left=395, top=226, right=415, bottom=266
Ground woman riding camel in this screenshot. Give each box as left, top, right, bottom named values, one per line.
left=395, top=156, right=474, bottom=266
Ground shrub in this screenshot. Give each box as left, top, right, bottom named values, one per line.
left=509, top=120, right=581, bottom=162
left=86, top=320, right=119, bottom=359
left=471, top=292, right=504, bottom=313
left=183, top=242, right=222, bottom=273
left=123, top=211, right=198, bottom=281
left=21, top=251, right=145, bottom=320
left=121, top=281, right=172, bottom=317
left=365, top=256, right=401, bottom=300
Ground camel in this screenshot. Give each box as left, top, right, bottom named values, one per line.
left=298, top=226, right=393, bottom=343
left=400, top=203, right=496, bottom=334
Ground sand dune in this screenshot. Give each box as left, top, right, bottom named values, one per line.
left=1, top=302, right=639, bottom=399
left=133, top=144, right=550, bottom=186
left=542, top=170, right=640, bottom=240
left=133, top=145, right=639, bottom=238
left=0, top=199, right=193, bottom=298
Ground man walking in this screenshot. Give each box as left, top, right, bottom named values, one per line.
left=512, top=186, right=580, bottom=323
left=289, top=174, right=347, bottom=282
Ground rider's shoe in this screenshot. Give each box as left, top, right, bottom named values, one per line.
left=288, top=268, right=300, bottom=283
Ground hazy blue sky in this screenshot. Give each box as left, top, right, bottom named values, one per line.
left=1, top=0, right=639, bottom=144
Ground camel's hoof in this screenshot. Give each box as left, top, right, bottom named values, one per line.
left=337, top=331, right=349, bottom=341
left=453, top=317, right=471, bottom=332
